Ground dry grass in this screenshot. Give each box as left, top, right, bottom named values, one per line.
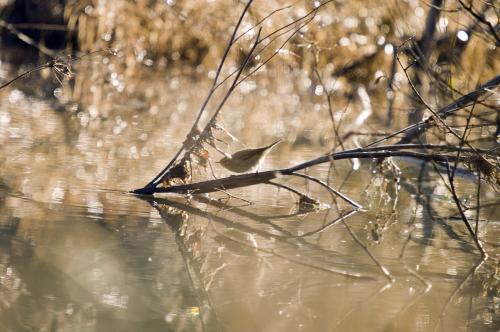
left=62, top=0, right=498, bottom=119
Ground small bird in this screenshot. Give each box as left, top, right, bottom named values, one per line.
left=218, top=139, right=282, bottom=173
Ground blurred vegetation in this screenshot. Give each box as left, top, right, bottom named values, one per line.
left=62, top=2, right=492, bottom=109
left=1, top=1, right=498, bottom=130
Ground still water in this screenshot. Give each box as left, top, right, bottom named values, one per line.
left=0, top=58, right=498, bottom=331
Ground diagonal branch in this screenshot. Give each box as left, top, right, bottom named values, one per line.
left=291, top=172, right=362, bottom=209
left=135, top=147, right=480, bottom=195
left=366, top=75, right=500, bottom=147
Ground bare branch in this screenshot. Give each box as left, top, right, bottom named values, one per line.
left=291, top=172, right=362, bottom=209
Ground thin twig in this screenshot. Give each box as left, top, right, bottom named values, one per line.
left=213, top=229, right=374, bottom=279
left=144, top=0, right=255, bottom=189
left=432, top=260, right=486, bottom=332
left=291, top=172, right=362, bottom=209
left=446, top=163, right=487, bottom=257
left=313, top=55, right=345, bottom=150
left=295, top=210, right=357, bottom=238
left=365, top=75, right=500, bottom=147
left=0, top=49, right=112, bottom=90
left=233, top=3, right=294, bottom=43
left=458, top=0, right=500, bottom=45
left=341, top=220, right=394, bottom=282
left=0, top=19, right=58, bottom=57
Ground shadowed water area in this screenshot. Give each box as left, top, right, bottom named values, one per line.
left=0, top=52, right=499, bottom=332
